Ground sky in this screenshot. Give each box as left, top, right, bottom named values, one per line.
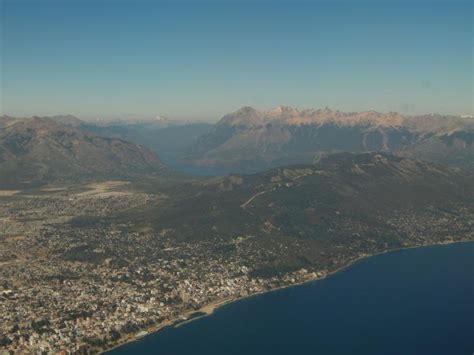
left=0, top=0, right=472, bottom=121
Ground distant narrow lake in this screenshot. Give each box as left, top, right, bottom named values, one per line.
left=109, top=242, right=474, bottom=355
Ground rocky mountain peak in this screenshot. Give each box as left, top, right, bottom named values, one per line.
left=219, top=106, right=262, bottom=127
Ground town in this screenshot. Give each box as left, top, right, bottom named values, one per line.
left=1, top=179, right=473, bottom=354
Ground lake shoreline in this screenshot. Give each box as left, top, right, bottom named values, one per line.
left=102, top=238, right=473, bottom=354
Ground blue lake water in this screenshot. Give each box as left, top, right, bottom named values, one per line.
left=109, top=242, right=474, bottom=355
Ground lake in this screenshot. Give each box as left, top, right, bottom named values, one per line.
left=109, top=242, right=474, bottom=355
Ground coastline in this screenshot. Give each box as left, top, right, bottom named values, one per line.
left=102, top=297, right=236, bottom=354
left=101, top=238, right=473, bottom=354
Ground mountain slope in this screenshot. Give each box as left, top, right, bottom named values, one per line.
left=399, top=129, right=474, bottom=171
left=0, top=117, right=167, bottom=186
left=113, top=152, right=473, bottom=276
left=181, top=106, right=474, bottom=173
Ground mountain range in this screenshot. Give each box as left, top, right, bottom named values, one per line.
left=1, top=107, right=472, bottom=186
left=181, top=106, right=474, bottom=173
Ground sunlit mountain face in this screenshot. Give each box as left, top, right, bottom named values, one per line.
left=179, top=106, right=474, bottom=173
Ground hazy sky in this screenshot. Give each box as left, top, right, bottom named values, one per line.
left=1, top=0, right=472, bottom=121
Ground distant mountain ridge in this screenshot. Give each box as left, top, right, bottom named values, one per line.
left=214, top=105, right=472, bottom=131
left=2, top=108, right=472, bottom=179
left=0, top=116, right=167, bottom=187
left=181, top=106, right=474, bottom=172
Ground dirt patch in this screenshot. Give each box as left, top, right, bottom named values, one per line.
left=5, top=235, right=26, bottom=241
left=41, top=187, right=67, bottom=192
left=75, top=181, right=131, bottom=198
left=0, top=190, right=20, bottom=196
